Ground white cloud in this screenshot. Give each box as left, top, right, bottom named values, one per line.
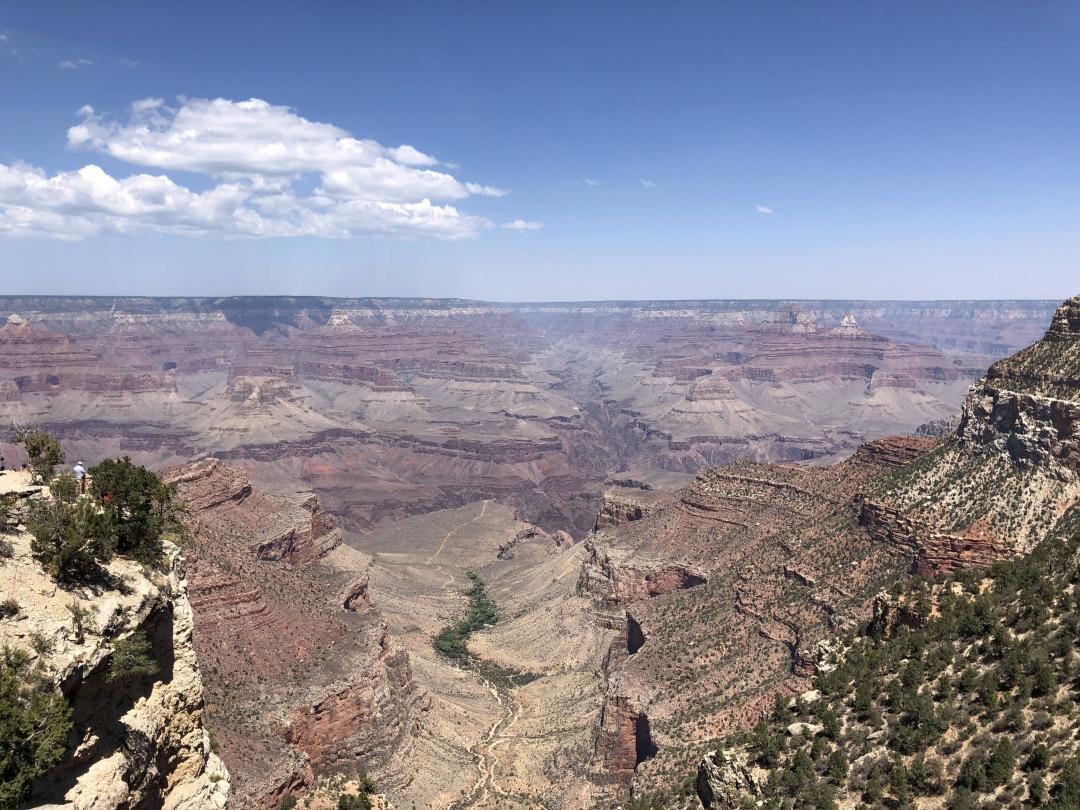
left=58, top=58, right=93, bottom=70
left=501, top=219, right=543, bottom=232
left=755, top=204, right=774, bottom=214
left=640, top=179, right=655, bottom=188
left=0, top=96, right=513, bottom=240
left=120, top=58, right=140, bottom=68
left=578, top=178, right=602, bottom=187
left=0, top=31, right=18, bottom=58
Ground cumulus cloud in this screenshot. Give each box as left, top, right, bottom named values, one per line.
left=755, top=204, right=774, bottom=214
left=0, top=97, right=512, bottom=239
left=501, top=219, right=543, bottom=232
left=640, top=179, right=655, bottom=188
left=58, top=58, right=93, bottom=70
left=578, top=178, right=602, bottom=187
left=120, top=58, right=140, bottom=68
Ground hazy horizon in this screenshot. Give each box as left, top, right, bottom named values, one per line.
left=0, top=292, right=1066, bottom=305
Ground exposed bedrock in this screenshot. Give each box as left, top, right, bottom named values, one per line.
left=576, top=540, right=707, bottom=608
left=958, top=385, right=1080, bottom=475
left=866, top=295, right=1080, bottom=576
left=593, top=492, right=654, bottom=531
left=593, top=694, right=658, bottom=779
left=0, top=488, right=229, bottom=810
left=283, top=637, right=414, bottom=774
left=165, top=459, right=420, bottom=808
left=957, top=294, right=1080, bottom=475
left=858, top=497, right=1012, bottom=575
left=696, top=748, right=765, bottom=809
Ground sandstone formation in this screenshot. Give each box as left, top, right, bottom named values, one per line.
left=695, top=748, right=765, bottom=809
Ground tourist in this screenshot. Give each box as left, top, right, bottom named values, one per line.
left=73, top=460, right=87, bottom=494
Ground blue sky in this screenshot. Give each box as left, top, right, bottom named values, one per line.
left=0, top=1, right=1077, bottom=300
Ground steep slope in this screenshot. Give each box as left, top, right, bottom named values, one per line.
left=578, top=439, right=927, bottom=802
left=865, top=294, right=1080, bottom=571
left=578, top=295, right=1080, bottom=805
left=0, top=470, right=229, bottom=810
left=697, top=505, right=1080, bottom=810
left=164, top=459, right=419, bottom=808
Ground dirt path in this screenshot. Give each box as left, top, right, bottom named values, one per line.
left=483, top=685, right=523, bottom=802
left=426, top=499, right=490, bottom=565
left=460, top=675, right=518, bottom=808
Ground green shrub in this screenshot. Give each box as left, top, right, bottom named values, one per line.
left=986, top=738, right=1016, bottom=787
left=1051, top=758, right=1080, bottom=809
left=25, top=497, right=114, bottom=584
left=433, top=571, right=497, bottom=661
left=0, top=646, right=72, bottom=808
left=18, top=431, right=65, bottom=483
left=90, top=457, right=178, bottom=566
left=107, top=632, right=158, bottom=683
left=337, top=794, right=371, bottom=810
left=0, top=494, right=18, bottom=533
left=28, top=632, right=53, bottom=656
left=357, top=771, right=377, bottom=794
left=1030, top=771, right=1047, bottom=805
left=826, top=750, right=848, bottom=784
left=66, top=602, right=96, bottom=645
left=49, top=473, right=79, bottom=505
left=1028, top=743, right=1051, bottom=771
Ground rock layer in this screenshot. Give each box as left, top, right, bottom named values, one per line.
left=0, top=296, right=1054, bottom=547
left=165, top=460, right=418, bottom=807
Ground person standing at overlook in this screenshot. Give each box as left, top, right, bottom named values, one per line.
left=73, top=461, right=87, bottom=494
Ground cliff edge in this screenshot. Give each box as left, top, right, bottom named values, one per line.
left=0, top=470, right=229, bottom=809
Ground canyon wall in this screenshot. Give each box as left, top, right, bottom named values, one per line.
left=164, top=459, right=420, bottom=807
left=0, top=296, right=1054, bottom=547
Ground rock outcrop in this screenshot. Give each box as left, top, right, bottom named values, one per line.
left=957, top=295, right=1080, bottom=475
left=0, top=471, right=229, bottom=809
left=164, top=460, right=419, bottom=808
left=593, top=492, right=655, bottom=531
left=876, top=295, right=1080, bottom=564
left=696, top=748, right=765, bottom=809
left=593, top=694, right=658, bottom=777
left=576, top=540, right=706, bottom=609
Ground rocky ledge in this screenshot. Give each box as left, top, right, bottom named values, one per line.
left=0, top=471, right=229, bottom=809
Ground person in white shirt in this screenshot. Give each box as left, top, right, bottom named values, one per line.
left=73, top=461, right=87, bottom=494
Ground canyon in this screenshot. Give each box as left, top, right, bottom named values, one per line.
left=0, top=296, right=1056, bottom=539
left=0, top=295, right=1071, bottom=808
